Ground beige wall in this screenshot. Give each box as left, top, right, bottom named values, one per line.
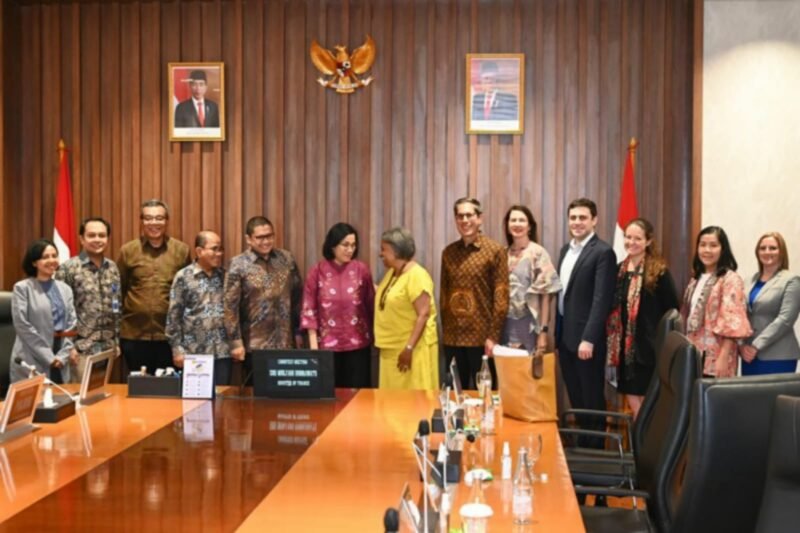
left=703, top=0, right=800, bottom=357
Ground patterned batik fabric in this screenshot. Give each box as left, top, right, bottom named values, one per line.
left=300, top=259, right=375, bottom=351
left=118, top=237, right=191, bottom=340
left=440, top=234, right=510, bottom=347
left=55, top=252, right=121, bottom=354
left=224, top=249, right=302, bottom=351
left=166, top=263, right=230, bottom=358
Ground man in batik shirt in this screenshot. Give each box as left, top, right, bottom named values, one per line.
left=223, top=216, right=302, bottom=383
left=56, top=217, right=121, bottom=383
left=440, top=197, right=509, bottom=390
left=166, top=231, right=230, bottom=384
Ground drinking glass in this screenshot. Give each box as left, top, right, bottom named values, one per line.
left=521, top=433, right=543, bottom=481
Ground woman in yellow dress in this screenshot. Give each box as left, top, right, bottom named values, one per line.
left=374, top=227, right=439, bottom=390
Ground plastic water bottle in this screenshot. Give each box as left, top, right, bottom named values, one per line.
left=501, top=441, right=512, bottom=480
left=477, top=356, right=495, bottom=435
left=512, top=447, right=534, bottom=524
left=477, top=355, right=492, bottom=396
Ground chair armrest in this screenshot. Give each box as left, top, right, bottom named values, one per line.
left=574, top=485, right=649, bottom=499
left=562, top=408, right=634, bottom=423
left=566, top=455, right=635, bottom=466
left=558, top=428, right=625, bottom=459
left=561, top=409, right=634, bottom=452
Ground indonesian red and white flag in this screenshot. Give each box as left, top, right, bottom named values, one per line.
left=613, top=139, right=640, bottom=263
left=54, top=140, right=77, bottom=263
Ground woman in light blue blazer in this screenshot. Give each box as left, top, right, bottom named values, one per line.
left=9, top=239, right=77, bottom=384
left=740, top=232, right=800, bottom=375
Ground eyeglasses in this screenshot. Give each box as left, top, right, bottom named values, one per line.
left=337, top=242, right=357, bottom=250
left=456, top=212, right=477, bottom=220
left=253, top=233, right=275, bottom=242
left=204, top=246, right=224, bottom=253
left=141, top=215, right=167, bottom=222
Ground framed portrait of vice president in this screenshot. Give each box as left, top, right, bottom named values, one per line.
left=169, top=62, right=225, bottom=142
left=466, top=53, right=524, bottom=135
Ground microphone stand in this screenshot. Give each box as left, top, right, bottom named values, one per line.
left=17, top=358, right=77, bottom=401
left=238, top=360, right=254, bottom=396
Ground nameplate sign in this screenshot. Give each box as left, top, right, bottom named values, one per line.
left=252, top=350, right=335, bottom=400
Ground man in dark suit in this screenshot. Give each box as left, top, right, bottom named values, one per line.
left=471, top=60, right=518, bottom=121
left=557, top=198, right=616, bottom=448
left=174, top=70, right=220, bottom=128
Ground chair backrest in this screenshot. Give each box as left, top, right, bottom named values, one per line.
left=0, top=291, right=14, bottom=397
left=633, top=309, right=684, bottom=454
left=670, top=374, right=800, bottom=533
left=755, top=395, right=800, bottom=533
left=634, top=330, right=700, bottom=531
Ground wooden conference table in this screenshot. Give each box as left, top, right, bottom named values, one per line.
left=0, top=385, right=584, bottom=531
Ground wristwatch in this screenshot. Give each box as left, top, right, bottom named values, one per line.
left=540, top=325, right=549, bottom=333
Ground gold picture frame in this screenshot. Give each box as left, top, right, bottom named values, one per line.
left=466, top=53, right=524, bottom=135
left=168, top=62, right=226, bottom=142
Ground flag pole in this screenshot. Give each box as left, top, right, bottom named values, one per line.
left=628, top=137, right=639, bottom=171
left=54, top=139, right=77, bottom=262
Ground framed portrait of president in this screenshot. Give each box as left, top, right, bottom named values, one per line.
left=169, top=62, right=225, bottom=142
left=466, top=53, right=524, bottom=135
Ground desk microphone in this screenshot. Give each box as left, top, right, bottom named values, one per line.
left=383, top=507, right=399, bottom=533
left=447, top=418, right=476, bottom=452
left=14, top=357, right=77, bottom=400
left=418, top=419, right=430, bottom=533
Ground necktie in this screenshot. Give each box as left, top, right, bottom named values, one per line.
left=197, top=102, right=205, bottom=127
left=483, top=92, right=492, bottom=120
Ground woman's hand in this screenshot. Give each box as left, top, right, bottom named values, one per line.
left=397, top=346, right=413, bottom=372
left=740, top=344, right=758, bottom=363
left=714, top=355, right=731, bottom=377
left=536, top=332, right=548, bottom=354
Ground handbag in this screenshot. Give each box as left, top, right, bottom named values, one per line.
left=494, top=350, right=558, bottom=423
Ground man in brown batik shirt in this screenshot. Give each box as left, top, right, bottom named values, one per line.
left=118, top=199, right=191, bottom=376
left=440, top=197, right=509, bottom=390
left=223, top=216, right=302, bottom=384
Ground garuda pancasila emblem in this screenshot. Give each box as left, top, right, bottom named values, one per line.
left=309, top=35, right=376, bottom=94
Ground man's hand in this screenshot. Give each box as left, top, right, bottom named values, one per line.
left=484, top=338, right=496, bottom=357
left=578, top=341, right=594, bottom=360
left=231, top=347, right=246, bottom=361
left=172, top=351, right=185, bottom=369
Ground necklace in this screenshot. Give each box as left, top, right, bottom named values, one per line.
left=379, top=262, right=408, bottom=311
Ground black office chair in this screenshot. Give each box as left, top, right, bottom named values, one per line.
left=670, top=374, right=800, bottom=533
left=563, top=310, right=684, bottom=488
left=577, top=331, right=701, bottom=533
left=755, top=394, right=800, bottom=533
left=0, top=291, right=14, bottom=397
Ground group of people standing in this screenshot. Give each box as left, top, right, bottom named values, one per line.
left=8, top=197, right=800, bottom=426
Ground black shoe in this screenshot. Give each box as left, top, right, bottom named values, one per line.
left=594, top=494, right=608, bottom=507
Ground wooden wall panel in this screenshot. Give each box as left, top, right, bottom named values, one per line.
left=2, top=0, right=697, bottom=294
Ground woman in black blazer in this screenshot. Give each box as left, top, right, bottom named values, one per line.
left=606, top=218, right=679, bottom=418
left=740, top=232, right=800, bottom=375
